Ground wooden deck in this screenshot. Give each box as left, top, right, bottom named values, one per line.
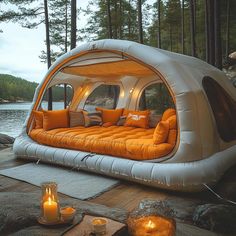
left=0, top=147, right=169, bottom=212
left=0, top=147, right=212, bottom=212
left=1, top=147, right=232, bottom=236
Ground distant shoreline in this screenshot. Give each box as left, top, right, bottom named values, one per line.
left=0, top=100, right=31, bottom=104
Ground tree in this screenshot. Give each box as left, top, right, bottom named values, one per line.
left=157, top=0, right=161, bottom=48
left=137, top=0, right=143, bottom=43
left=189, top=0, right=196, bottom=57
left=166, top=0, right=181, bottom=52
left=181, top=0, right=184, bottom=53
left=225, top=0, right=230, bottom=57
left=70, top=0, right=77, bottom=49
left=107, top=0, right=113, bottom=38
left=214, top=0, right=222, bottom=69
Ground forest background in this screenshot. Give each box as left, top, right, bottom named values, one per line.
left=0, top=0, right=235, bottom=102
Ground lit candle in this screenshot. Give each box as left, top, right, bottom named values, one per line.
left=92, top=217, right=107, bottom=235
left=144, top=220, right=156, bottom=233
left=43, top=195, right=58, bottom=222
left=60, top=207, right=76, bottom=222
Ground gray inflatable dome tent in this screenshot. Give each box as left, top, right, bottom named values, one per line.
left=13, top=39, right=236, bottom=191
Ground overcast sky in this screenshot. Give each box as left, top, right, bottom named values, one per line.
left=0, top=0, right=155, bottom=83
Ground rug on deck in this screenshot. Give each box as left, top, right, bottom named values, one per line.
left=0, top=163, right=120, bottom=200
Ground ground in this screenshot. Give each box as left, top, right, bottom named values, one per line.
left=0, top=146, right=236, bottom=236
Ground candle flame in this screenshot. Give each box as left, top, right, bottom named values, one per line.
left=48, top=196, right=52, bottom=205
left=147, top=220, right=155, bottom=229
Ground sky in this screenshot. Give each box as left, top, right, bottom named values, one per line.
left=0, top=0, right=155, bottom=83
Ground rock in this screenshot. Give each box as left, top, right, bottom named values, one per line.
left=0, top=133, right=15, bottom=144
left=0, top=133, right=15, bottom=149
left=0, top=192, right=127, bottom=235
left=193, top=204, right=236, bottom=234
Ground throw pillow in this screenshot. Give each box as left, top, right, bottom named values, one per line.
left=124, top=110, right=150, bottom=129
left=33, top=110, right=43, bottom=129
left=96, top=107, right=123, bottom=124
left=43, top=109, right=69, bottom=131
left=69, top=110, right=85, bottom=127
left=153, top=121, right=169, bottom=145
left=83, top=111, right=102, bottom=127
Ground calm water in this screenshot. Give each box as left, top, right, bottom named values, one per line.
left=0, top=102, right=64, bottom=137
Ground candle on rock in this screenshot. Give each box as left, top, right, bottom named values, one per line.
left=43, top=195, right=59, bottom=222
left=144, top=220, right=156, bottom=233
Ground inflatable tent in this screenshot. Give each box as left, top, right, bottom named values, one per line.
left=13, top=39, right=236, bottom=191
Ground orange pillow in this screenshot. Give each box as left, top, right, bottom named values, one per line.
left=33, top=110, right=43, bottom=129
left=153, top=121, right=169, bottom=145
left=162, top=108, right=176, bottom=121
left=43, top=109, right=69, bottom=131
left=96, top=107, right=123, bottom=123
left=166, top=115, right=177, bottom=129
left=124, top=110, right=150, bottom=129
left=102, top=122, right=115, bottom=127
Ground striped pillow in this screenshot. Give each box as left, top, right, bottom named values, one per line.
left=83, top=111, right=102, bottom=127
left=69, top=110, right=85, bottom=127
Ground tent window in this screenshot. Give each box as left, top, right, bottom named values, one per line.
left=138, top=83, right=175, bottom=114
left=202, top=76, right=236, bottom=142
left=84, top=85, right=120, bottom=111
left=41, top=84, right=73, bottom=110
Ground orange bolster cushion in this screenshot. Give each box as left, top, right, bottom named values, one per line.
left=96, top=107, right=123, bottom=124
left=33, top=110, right=43, bottom=129
left=43, top=109, right=69, bottom=131
left=153, top=120, right=169, bottom=145
left=124, top=110, right=150, bottom=129
left=166, top=115, right=177, bottom=129
left=162, top=108, right=176, bottom=121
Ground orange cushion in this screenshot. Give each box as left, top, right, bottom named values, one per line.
left=153, top=121, right=169, bottom=145
left=33, top=111, right=43, bottom=129
left=102, top=122, right=115, bottom=127
left=29, top=125, right=174, bottom=160
left=43, top=109, right=69, bottom=131
left=167, top=129, right=177, bottom=145
left=162, top=108, right=176, bottom=121
left=96, top=107, right=123, bottom=124
left=166, top=115, right=177, bottom=129
left=124, top=110, right=150, bottom=129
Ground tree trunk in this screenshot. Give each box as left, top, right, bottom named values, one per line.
left=44, top=0, right=52, bottom=110
left=137, top=0, right=143, bottom=44
left=70, top=0, right=76, bottom=50
left=205, top=0, right=210, bottom=62
left=113, top=0, right=118, bottom=39
left=225, top=0, right=230, bottom=57
left=65, top=0, right=68, bottom=52
left=207, top=0, right=215, bottom=65
left=170, top=24, right=172, bottom=51
left=214, top=0, right=222, bottom=69
left=128, top=0, right=131, bottom=39
left=157, top=0, right=161, bottom=48
left=119, top=0, right=123, bottom=38
left=181, top=0, right=184, bottom=54
left=189, top=0, right=196, bottom=57
left=107, top=0, right=113, bottom=38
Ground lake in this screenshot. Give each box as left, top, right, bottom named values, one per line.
left=0, top=102, right=64, bottom=138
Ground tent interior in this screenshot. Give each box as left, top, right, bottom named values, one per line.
left=41, top=51, right=174, bottom=112
left=29, top=51, right=177, bottom=161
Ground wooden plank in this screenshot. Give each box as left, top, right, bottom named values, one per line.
left=0, top=148, right=168, bottom=211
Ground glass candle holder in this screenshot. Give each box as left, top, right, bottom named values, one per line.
left=127, top=209, right=176, bottom=236
left=40, top=182, right=60, bottom=223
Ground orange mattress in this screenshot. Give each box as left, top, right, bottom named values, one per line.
left=29, top=126, right=174, bottom=160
